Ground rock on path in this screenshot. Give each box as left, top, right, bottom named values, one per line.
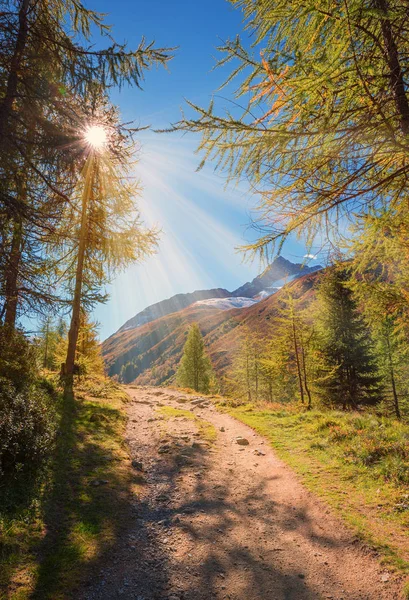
left=79, top=386, right=403, bottom=600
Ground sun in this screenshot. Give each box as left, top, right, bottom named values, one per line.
left=84, top=125, right=107, bottom=149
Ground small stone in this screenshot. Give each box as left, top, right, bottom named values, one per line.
left=254, top=449, right=265, bottom=456
left=191, top=397, right=206, bottom=405
left=220, top=426, right=225, bottom=432
left=236, top=437, right=249, bottom=446
left=298, top=574, right=305, bottom=579
left=381, top=573, right=390, bottom=582
left=192, top=441, right=208, bottom=449
left=132, top=460, right=143, bottom=471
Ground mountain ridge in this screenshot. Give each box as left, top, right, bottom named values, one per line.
left=108, top=256, right=321, bottom=341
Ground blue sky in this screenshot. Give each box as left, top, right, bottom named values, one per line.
left=91, top=0, right=322, bottom=340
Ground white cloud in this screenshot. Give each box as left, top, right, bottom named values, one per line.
left=304, top=253, right=318, bottom=259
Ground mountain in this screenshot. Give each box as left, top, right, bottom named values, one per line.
left=117, top=288, right=230, bottom=333
left=102, top=257, right=322, bottom=384
left=110, top=256, right=320, bottom=337
left=232, top=256, right=321, bottom=298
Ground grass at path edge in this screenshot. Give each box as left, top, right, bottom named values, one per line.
left=221, top=403, right=409, bottom=583
left=1, top=376, right=135, bottom=600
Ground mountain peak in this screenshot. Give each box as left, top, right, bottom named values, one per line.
left=231, top=256, right=321, bottom=298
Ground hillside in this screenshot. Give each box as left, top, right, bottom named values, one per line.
left=102, top=269, right=319, bottom=385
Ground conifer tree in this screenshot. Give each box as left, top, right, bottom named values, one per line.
left=54, top=313, right=104, bottom=377
left=37, top=314, right=61, bottom=370
left=0, top=0, right=172, bottom=331
left=316, top=268, right=381, bottom=409
left=259, top=292, right=317, bottom=406
left=348, top=239, right=409, bottom=419
left=371, top=316, right=407, bottom=419
left=229, top=325, right=259, bottom=402
left=176, top=323, right=215, bottom=393
left=175, top=0, right=409, bottom=257
left=60, top=98, right=158, bottom=391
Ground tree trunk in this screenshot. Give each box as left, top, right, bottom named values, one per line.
left=0, top=0, right=31, bottom=146
left=374, top=0, right=409, bottom=135
left=385, top=331, right=401, bottom=419
left=254, top=351, right=259, bottom=401
left=43, top=319, right=49, bottom=369
left=64, top=155, right=95, bottom=391
left=301, top=345, right=312, bottom=410
left=245, top=351, right=252, bottom=402
left=291, top=313, right=305, bottom=404
left=4, top=218, right=23, bottom=328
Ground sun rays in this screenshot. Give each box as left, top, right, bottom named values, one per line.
left=94, top=136, right=258, bottom=338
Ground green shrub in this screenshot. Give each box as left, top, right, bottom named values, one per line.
left=0, top=326, right=37, bottom=391
left=0, top=380, right=57, bottom=475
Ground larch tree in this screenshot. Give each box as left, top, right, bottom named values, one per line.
left=176, top=323, right=215, bottom=393
left=259, top=292, right=317, bottom=406
left=58, top=99, right=159, bottom=392
left=229, top=325, right=258, bottom=402
left=174, top=0, right=409, bottom=258
left=0, top=0, right=172, bottom=332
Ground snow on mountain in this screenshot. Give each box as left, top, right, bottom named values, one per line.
left=254, top=288, right=280, bottom=301
left=193, top=297, right=258, bottom=310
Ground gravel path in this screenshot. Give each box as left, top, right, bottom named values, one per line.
left=80, top=386, right=403, bottom=600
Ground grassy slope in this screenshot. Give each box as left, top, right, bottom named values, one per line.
left=223, top=403, right=409, bottom=575
left=0, top=376, right=136, bottom=600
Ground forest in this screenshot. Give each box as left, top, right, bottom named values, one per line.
left=2, top=0, right=409, bottom=598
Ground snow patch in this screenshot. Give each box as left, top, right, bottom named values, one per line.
left=254, top=287, right=281, bottom=301
left=194, top=297, right=258, bottom=310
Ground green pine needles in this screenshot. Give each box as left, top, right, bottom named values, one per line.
left=176, top=323, right=216, bottom=394
left=315, top=268, right=382, bottom=409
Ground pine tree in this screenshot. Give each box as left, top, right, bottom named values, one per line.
left=176, top=323, right=215, bottom=393
left=316, top=268, right=381, bottom=409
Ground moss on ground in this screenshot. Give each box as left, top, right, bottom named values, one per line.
left=157, top=405, right=217, bottom=442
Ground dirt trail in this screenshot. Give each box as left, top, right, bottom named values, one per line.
left=80, top=386, right=403, bottom=600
